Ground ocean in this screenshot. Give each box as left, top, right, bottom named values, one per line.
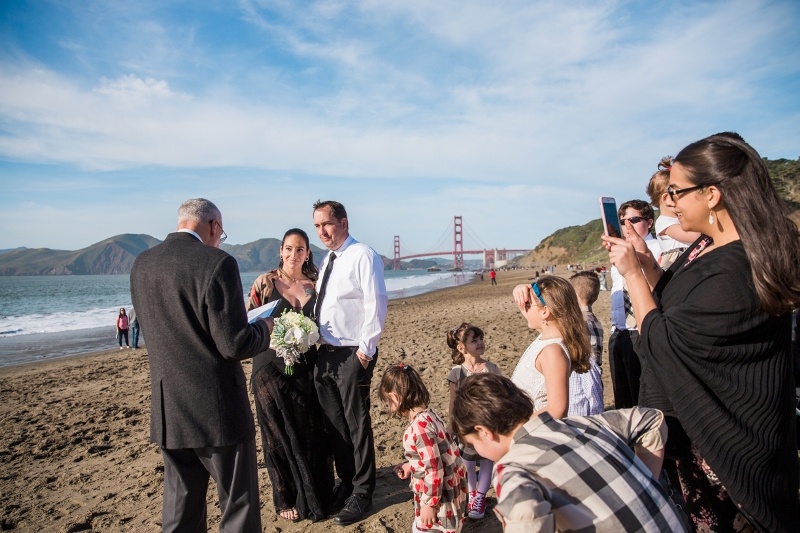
left=0, top=270, right=472, bottom=368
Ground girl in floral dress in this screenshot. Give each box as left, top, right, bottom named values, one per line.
left=446, top=323, right=502, bottom=519
left=379, top=363, right=468, bottom=533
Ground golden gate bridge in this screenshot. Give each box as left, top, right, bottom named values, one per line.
left=392, top=216, right=533, bottom=270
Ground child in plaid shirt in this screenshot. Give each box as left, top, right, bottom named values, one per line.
left=380, top=363, right=468, bottom=532
left=569, top=271, right=605, bottom=414
left=451, top=373, right=687, bottom=533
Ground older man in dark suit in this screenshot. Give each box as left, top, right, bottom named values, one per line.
left=131, top=198, right=272, bottom=532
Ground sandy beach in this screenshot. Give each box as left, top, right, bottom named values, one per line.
left=0, top=268, right=613, bottom=532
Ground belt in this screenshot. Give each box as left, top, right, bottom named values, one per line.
left=319, top=344, right=356, bottom=352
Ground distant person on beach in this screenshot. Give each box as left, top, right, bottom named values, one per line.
left=608, top=199, right=661, bottom=409
left=311, top=200, right=387, bottom=526
left=509, top=276, right=591, bottom=417
left=646, top=156, right=701, bottom=269
left=604, top=132, right=800, bottom=532
left=380, top=363, right=468, bottom=533
left=245, top=228, right=334, bottom=522
left=450, top=373, right=687, bottom=532
left=128, top=307, right=140, bottom=349
left=446, top=322, right=502, bottom=520
left=130, top=198, right=273, bottom=532
left=596, top=266, right=608, bottom=290
left=489, top=269, right=496, bottom=285
left=115, top=308, right=129, bottom=349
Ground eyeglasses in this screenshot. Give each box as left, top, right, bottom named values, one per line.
left=531, top=282, right=546, bottom=306
left=621, top=216, right=648, bottom=224
left=666, top=184, right=707, bottom=201
left=211, top=220, right=227, bottom=243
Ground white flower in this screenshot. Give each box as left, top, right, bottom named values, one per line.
left=269, top=310, right=320, bottom=373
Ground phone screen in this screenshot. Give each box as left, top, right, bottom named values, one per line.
left=599, top=197, right=622, bottom=238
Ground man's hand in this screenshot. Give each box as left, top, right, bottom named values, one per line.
left=261, top=317, right=274, bottom=333
left=356, top=350, right=371, bottom=369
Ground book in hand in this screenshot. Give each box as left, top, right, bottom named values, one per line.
left=247, top=299, right=282, bottom=324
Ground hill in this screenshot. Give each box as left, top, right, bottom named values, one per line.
left=511, top=157, right=800, bottom=268
left=0, top=234, right=160, bottom=275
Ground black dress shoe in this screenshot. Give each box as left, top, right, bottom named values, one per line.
left=333, top=494, right=372, bottom=526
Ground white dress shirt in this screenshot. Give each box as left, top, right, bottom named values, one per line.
left=316, top=235, right=388, bottom=358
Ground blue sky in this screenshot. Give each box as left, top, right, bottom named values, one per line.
left=1, top=0, right=798, bottom=258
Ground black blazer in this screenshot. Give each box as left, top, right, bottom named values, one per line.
left=130, top=232, right=270, bottom=449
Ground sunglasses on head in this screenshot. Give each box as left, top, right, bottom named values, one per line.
left=531, top=282, right=546, bottom=306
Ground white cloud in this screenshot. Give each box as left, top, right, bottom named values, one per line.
left=94, top=74, right=182, bottom=103
left=0, top=0, right=798, bottom=251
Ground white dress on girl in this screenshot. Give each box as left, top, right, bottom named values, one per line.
left=510, top=337, right=571, bottom=412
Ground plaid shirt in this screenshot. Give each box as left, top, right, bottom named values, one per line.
left=492, top=408, right=686, bottom=533
left=582, top=306, right=604, bottom=367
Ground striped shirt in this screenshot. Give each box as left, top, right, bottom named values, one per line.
left=492, top=408, right=686, bottom=533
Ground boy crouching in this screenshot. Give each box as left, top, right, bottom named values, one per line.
left=450, top=373, right=686, bottom=533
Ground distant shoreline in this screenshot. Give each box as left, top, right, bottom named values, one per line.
left=0, top=273, right=479, bottom=369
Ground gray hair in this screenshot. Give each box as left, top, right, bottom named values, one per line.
left=178, top=198, right=221, bottom=224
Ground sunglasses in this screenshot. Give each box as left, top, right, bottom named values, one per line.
left=531, top=282, right=546, bottom=306
left=621, top=216, right=648, bottom=224
left=666, top=184, right=709, bottom=201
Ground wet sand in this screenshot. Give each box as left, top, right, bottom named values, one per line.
left=0, top=267, right=613, bottom=532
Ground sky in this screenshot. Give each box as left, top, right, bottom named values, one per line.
left=1, top=0, right=798, bottom=259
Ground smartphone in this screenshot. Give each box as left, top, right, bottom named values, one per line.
left=599, top=197, right=622, bottom=238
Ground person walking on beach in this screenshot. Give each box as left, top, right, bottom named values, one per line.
left=130, top=198, right=273, bottom=532
left=312, top=200, right=388, bottom=526
left=115, top=308, right=129, bottom=349
left=489, top=269, right=497, bottom=285
left=128, top=307, right=140, bottom=349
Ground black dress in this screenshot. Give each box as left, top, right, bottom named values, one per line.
left=250, top=286, right=334, bottom=522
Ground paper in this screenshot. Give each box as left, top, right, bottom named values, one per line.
left=247, top=299, right=281, bottom=323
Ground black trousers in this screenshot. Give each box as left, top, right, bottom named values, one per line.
left=608, top=329, right=641, bottom=409
left=160, top=439, right=261, bottom=533
left=314, top=346, right=377, bottom=499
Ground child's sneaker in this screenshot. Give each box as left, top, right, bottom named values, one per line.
left=467, top=490, right=476, bottom=512
left=468, top=491, right=486, bottom=519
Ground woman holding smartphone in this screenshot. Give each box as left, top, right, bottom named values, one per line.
left=603, top=132, right=799, bottom=532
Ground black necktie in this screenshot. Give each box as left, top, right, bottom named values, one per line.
left=314, top=252, right=336, bottom=321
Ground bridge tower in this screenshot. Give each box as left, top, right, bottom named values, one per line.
left=453, top=216, right=464, bottom=270
left=393, top=235, right=401, bottom=270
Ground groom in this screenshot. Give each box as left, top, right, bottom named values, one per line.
left=312, top=200, right=388, bottom=526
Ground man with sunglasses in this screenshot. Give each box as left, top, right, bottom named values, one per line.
left=131, top=198, right=273, bottom=532
left=609, top=200, right=662, bottom=409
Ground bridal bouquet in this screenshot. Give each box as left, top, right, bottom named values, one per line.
left=270, top=310, right=320, bottom=375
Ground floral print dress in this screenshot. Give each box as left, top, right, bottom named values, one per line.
left=403, top=407, right=468, bottom=532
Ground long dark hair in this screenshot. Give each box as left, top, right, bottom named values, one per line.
left=279, top=228, right=319, bottom=281
left=674, top=132, right=800, bottom=315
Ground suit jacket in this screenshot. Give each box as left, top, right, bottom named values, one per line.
left=130, top=232, right=270, bottom=449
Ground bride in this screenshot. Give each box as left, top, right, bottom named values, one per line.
left=246, top=228, right=334, bottom=522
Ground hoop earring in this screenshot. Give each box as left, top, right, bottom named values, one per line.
left=709, top=210, right=715, bottom=225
